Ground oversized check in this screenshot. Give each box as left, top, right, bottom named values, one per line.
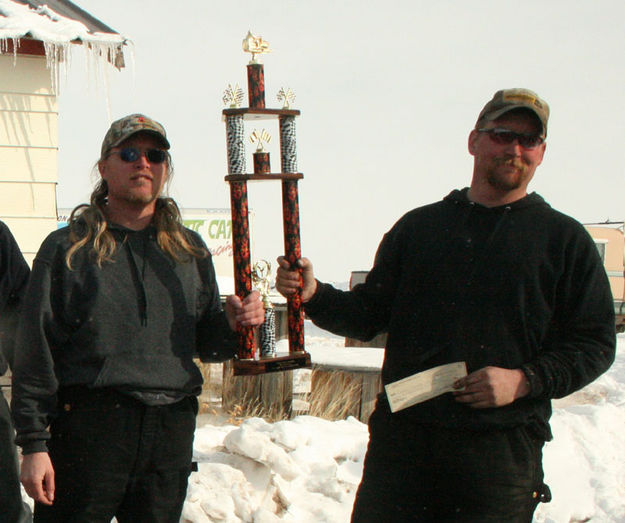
left=385, top=362, right=468, bottom=413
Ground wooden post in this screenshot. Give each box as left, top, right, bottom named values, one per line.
left=222, top=361, right=293, bottom=419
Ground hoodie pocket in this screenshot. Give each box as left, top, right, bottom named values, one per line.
left=93, top=353, right=202, bottom=392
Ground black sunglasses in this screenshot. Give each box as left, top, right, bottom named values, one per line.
left=477, top=128, right=544, bottom=149
left=112, top=147, right=168, bottom=164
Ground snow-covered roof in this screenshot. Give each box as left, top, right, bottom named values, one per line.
left=0, top=0, right=127, bottom=69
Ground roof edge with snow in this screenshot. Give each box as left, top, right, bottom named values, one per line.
left=0, top=0, right=127, bottom=69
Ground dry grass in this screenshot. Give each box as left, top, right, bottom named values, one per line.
left=305, top=369, right=362, bottom=420
left=220, top=361, right=294, bottom=422
left=223, top=399, right=290, bottom=424
left=197, top=361, right=367, bottom=422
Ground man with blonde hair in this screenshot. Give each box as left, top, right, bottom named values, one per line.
left=12, top=114, right=264, bottom=521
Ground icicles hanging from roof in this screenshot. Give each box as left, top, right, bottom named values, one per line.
left=39, top=39, right=131, bottom=95
left=0, top=0, right=127, bottom=93
left=0, top=35, right=20, bottom=64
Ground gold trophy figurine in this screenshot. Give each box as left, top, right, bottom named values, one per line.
left=223, top=83, right=244, bottom=108
left=242, top=30, right=272, bottom=64
left=252, top=260, right=271, bottom=301
left=277, top=87, right=296, bottom=109
left=250, top=129, right=271, bottom=152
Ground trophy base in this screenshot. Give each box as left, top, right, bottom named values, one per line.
left=233, top=351, right=311, bottom=376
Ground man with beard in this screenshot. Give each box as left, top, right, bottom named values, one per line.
left=11, top=114, right=264, bottom=521
left=276, top=89, right=615, bottom=521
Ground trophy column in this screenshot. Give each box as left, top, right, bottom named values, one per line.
left=247, top=63, right=265, bottom=108
left=225, top=114, right=255, bottom=358
left=280, top=115, right=304, bottom=353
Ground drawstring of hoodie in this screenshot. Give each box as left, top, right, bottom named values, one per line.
left=125, top=233, right=149, bottom=326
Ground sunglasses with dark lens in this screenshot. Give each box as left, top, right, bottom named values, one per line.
left=114, top=147, right=168, bottom=164
left=477, top=128, right=544, bottom=149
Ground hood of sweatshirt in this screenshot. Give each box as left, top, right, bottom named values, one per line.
left=443, top=187, right=549, bottom=212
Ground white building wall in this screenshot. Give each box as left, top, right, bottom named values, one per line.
left=0, top=53, right=58, bottom=264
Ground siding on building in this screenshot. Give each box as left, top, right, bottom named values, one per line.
left=0, top=52, right=58, bottom=264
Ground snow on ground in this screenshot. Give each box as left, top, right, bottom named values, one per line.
left=182, top=334, right=625, bottom=523
left=536, top=336, right=625, bottom=523
left=183, top=415, right=365, bottom=523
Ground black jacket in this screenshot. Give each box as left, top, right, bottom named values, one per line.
left=0, top=221, right=30, bottom=375
left=12, top=222, right=235, bottom=453
left=305, top=190, right=615, bottom=439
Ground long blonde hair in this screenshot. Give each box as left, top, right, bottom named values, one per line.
left=65, top=158, right=206, bottom=269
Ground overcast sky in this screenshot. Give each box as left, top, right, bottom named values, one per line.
left=55, top=0, right=625, bottom=282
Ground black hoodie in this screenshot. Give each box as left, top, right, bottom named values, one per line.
left=0, top=221, right=29, bottom=375
left=12, top=222, right=235, bottom=453
left=305, top=189, right=615, bottom=439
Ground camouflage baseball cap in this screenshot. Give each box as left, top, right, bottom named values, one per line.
left=101, top=114, right=170, bottom=157
left=477, top=88, right=549, bottom=138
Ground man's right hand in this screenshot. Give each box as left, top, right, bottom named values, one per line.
left=276, top=256, right=317, bottom=303
left=21, top=452, right=55, bottom=505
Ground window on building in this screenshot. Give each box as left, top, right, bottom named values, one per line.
left=594, top=241, right=606, bottom=263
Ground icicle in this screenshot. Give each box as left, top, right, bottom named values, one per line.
left=42, top=41, right=66, bottom=95
left=11, top=37, right=18, bottom=65
left=0, top=37, right=16, bottom=63
left=103, top=55, right=112, bottom=122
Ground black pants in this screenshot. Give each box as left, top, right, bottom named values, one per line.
left=351, top=408, right=549, bottom=523
left=34, top=388, right=197, bottom=523
left=0, top=390, right=32, bottom=523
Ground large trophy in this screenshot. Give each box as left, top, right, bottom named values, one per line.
left=223, top=32, right=311, bottom=376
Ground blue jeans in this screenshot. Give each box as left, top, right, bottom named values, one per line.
left=351, top=407, right=549, bottom=522
left=34, top=388, right=197, bottom=523
left=0, top=389, right=32, bottom=523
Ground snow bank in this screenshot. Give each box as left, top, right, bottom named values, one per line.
left=183, top=416, right=367, bottom=523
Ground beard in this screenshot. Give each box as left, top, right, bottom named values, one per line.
left=116, top=178, right=164, bottom=205
left=485, top=157, right=530, bottom=191
left=123, top=191, right=159, bottom=205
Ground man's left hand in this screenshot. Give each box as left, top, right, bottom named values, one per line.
left=453, top=367, right=530, bottom=408
left=225, top=291, right=265, bottom=331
